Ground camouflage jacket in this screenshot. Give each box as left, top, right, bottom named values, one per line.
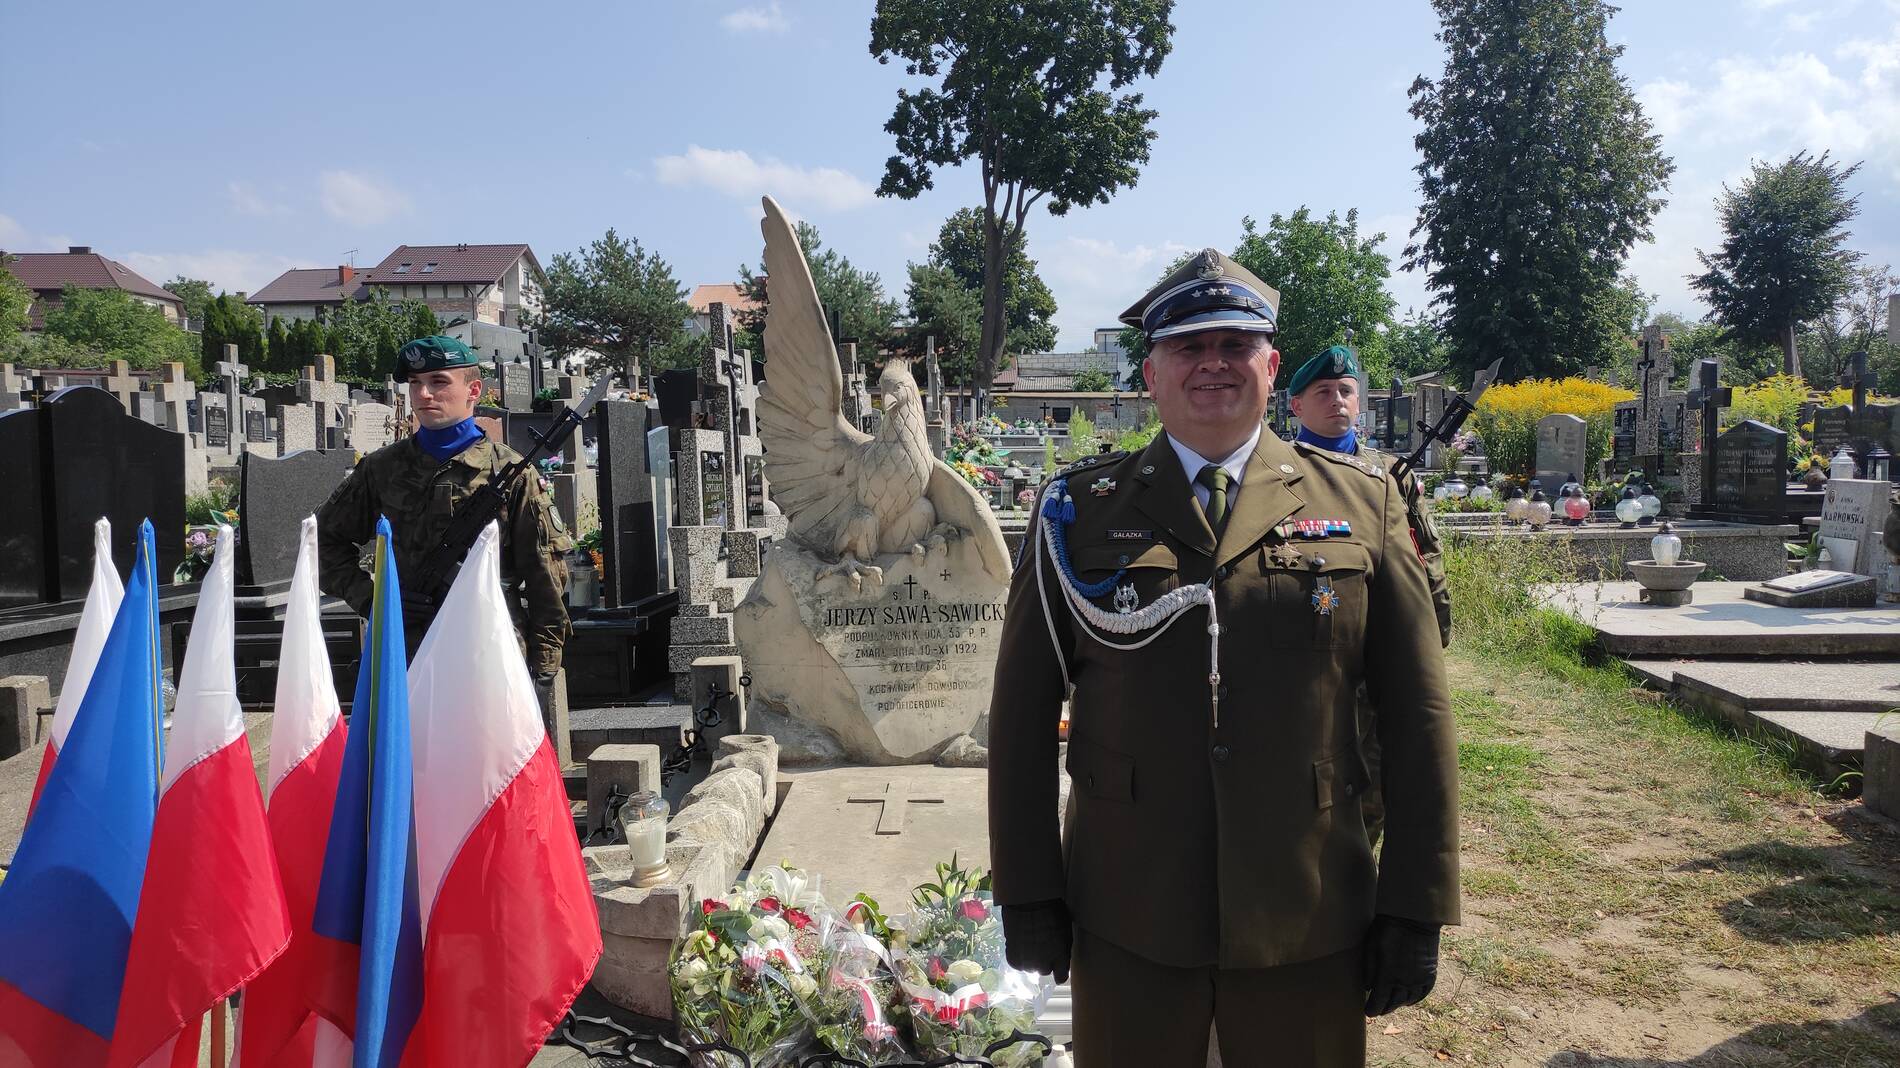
left=316, top=437, right=573, bottom=673
left=1357, top=443, right=1451, bottom=648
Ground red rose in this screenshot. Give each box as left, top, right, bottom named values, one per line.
left=756, top=896, right=782, bottom=914
left=934, top=1003, right=963, bottom=1025
left=928, top=956, right=947, bottom=981
left=702, top=899, right=727, bottom=916
left=769, top=948, right=792, bottom=969
left=784, top=907, right=812, bottom=930
left=957, top=898, right=990, bottom=922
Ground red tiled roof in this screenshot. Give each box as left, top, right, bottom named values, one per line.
left=248, top=267, right=364, bottom=305
left=689, top=283, right=761, bottom=315
left=357, top=243, right=541, bottom=287
left=3, top=249, right=183, bottom=307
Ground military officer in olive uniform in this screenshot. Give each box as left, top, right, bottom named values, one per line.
left=316, top=335, right=572, bottom=674
left=987, top=251, right=1459, bottom=1066
left=1287, top=345, right=1452, bottom=846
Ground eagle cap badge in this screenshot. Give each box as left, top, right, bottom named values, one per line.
left=1195, top=248, right=1224, bottom=280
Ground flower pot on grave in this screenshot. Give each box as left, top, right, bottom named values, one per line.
left=1627, top=560, right=1706, bottom=607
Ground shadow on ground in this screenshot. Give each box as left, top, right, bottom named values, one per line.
left=1544, top=999, right=1900, bottom=1066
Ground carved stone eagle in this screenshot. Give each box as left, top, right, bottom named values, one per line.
left=755, top=196, right=1012, bottom=590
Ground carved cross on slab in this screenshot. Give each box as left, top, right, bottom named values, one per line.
left=848, top=781, right=946, bottom=835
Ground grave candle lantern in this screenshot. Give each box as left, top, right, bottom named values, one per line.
left=1867, top=445, right=1892, bottom=484
left=1562, top=487, right=1590, bottom=525
left=1503, top=484, right=1529, bottom=524
left=1650, top=521, right=1682, bottom=567
left=1615, top=486, right=1643, bottom=528
left=618, top=790, right=672, bottom=888
left=1444, top=476, right=1469, bottom=500
left=1469, top=478, right=1493, bottom=503
left=1637, top=483, right=1662, bottom=526
left=1526, top=486, right=1552, bottom=530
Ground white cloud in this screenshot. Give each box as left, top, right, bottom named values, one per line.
left=318, top=169, right=410, bottom=226
left=1038, top=235, right=1192, bottom=348
left=225, top=181, right=288, bottom=217
left=1636, top=27, right=1900, bottom=184
left=0, top=213, right=28, bottom=248
left=0, top=214, right=74, bottom=254
left=720, top=2, right=788, bottom=33
left=119, top=250, right=306, bottom=296
left=653, top=145, right=875, bottom=212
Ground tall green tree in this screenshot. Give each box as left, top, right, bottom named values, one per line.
left=1232, top=208, right=1398, bottom=388
left=737, top=220, right=899, bottom=366
left=1691, top=151, right=1864, bottom=379
left=918, top=207, right=1058, bottom=355
left=406, top=302, right=441, bottom=344
left=319, top=291, right=437, bottom=380
left=1383, top=310, right=1450, bottom=386
left=267, top=315, right=290, bottom=366
left=1797, top=261, right=1896, bottom=388
left=1405, top=0, right=1673, bottom=381
left=534, top=228, right=691, bottom=379
left=903, top=262, right=985, bottom=383
left=0, top=258, right=32, bottom=335
left=870, top=0, right=1175, bottom=395
left=200, top=292, right=266, bottom=368
left=1663, top=320, right=1782, bottom=388
left=162, top=276, right=215, bottom=323
left=41, top=285, right=199, bottom=374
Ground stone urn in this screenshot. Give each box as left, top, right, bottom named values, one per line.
left=1628, top=560, right=1706, bottom=606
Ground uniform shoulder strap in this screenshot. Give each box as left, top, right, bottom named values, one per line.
left=1293, top=439, right=1388, bottom=479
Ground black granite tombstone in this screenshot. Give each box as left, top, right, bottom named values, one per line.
left=245, top=409, right=269, bottom=443
left=1811, top=405, right=1851, bottom=461
left=1612, top=405, right=1637, bottom=471
left=205, top=404, right=231, bottom=449
left=595, top=401, right=660, bottom=608
left=0, top=409, right=46, bottom=608
left=40, top=386, right=184, bottom=597
left=656, top=369, right=700, bottom=430
left=1710, top=420, right=1787, bottom=519
left=237, top=449, right=358, bottom=586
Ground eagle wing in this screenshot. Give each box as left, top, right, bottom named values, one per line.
left=755, top=196, right=873, bottom=554
left=925, top=461, right=1015, bottom=586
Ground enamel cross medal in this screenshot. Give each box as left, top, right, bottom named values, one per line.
left=1311, top=576, right=1339, bottom=616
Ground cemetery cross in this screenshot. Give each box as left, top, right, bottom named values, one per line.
left=1685, top=359, right=1731, bottom=502
left=847, top=781, right=947, bottom=836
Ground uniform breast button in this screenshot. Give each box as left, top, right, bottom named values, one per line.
left=1345, top=782, right=1357, bottom=796
left=1216, top=565, right=1231, bottom=580
left=1212, top=744, right=1230, bottom=763
left=1118, top=554, right=1130, bottom=565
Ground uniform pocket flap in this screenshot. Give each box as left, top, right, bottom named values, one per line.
left=1067, top=735, right=1136, bottom=802
left=1073, top=542, right=1177, bottom=574
left=1309, top=542, right=1372, bottom=576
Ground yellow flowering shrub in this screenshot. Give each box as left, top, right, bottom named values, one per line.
left=1724, top=374, right=1809, bottom=436
left=1471, top=377, right=1634, bottom=479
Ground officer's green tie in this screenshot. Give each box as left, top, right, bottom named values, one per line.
left=1196, top=464, right=1231, bottom=536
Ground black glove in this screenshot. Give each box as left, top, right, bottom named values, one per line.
left=1001, top=899, right=1073, bottom=984
left=1363, top=914, right=1441, bottom=1016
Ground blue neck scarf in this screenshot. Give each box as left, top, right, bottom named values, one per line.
left=1295, top=425, right=1359, bottom=454
left=414, top=417, right=484, bottom=462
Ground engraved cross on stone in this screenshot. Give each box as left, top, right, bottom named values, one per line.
left=848, top=781, right=946, bottom=835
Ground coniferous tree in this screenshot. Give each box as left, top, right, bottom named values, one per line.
left=1405, top=0, right=1672, bottom=381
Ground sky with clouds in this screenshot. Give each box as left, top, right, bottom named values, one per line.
left=2, top=0, right=1895, bottom=351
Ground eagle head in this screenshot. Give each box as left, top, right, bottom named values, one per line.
left=877, top=356, right=919, bottom=410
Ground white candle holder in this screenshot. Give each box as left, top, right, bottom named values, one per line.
left=617, top=790, right=671, bottom=888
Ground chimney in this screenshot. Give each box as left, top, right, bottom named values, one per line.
left=338, top=265, right=355, bottom=285
left=235, top=291, right=248, bottom=302
left=69, top=246, right=92, bottom=255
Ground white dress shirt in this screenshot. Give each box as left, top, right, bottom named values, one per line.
left=1168, top=425, right=1262, bottom=512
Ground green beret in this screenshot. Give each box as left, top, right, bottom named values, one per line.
left=1287, top=345, right=1360, bottom=395
left=394, top=335, right=478, bottom=379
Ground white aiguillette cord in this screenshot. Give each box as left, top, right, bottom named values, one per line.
left=1031, top=480, right=1224, bottom=729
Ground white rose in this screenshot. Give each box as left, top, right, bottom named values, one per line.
left=749, top=916, right=792, bottom=943
left=678, top=958, right=710, bottom=981
left=788, top=972, right=818, bottom=999
left=945, top=959, right=985, bottom=986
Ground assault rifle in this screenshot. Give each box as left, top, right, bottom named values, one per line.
left=1389, top=357, right=1502, bottom=484
left=406, top=370, right=616, bottom=608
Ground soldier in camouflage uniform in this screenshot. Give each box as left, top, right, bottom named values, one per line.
left=1287, top=345, right=1450, bottom=846
left=316, top=336, right=572, bottom=674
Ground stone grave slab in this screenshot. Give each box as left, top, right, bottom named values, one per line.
left=1744, top=571, right=1877, bottom=609
left=0, top=742, right=47, bottom=866
left=1535, top=413, right=1588, bottom=488
left=1539, top=581, right=1900, bottom=657
left=237, top=449, right=358, bottom=586
left=1710, top=420, right=1787, bottom=519
left=1817, top=479, right=1894, bottom=577
left=1668, top=660, right=1900, bottom=718
left=752, top=765, right=989, bottom=911
left=1748, top=709, right=1881, bottom=777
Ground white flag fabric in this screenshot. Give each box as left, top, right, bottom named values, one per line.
left=267, top=516, right=344, bottom=793
left=49, top=518, right=125, bottom=750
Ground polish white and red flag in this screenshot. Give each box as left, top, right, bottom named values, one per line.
left=238, top=515, right=352, bottom=1067
left=109, top=525, right=292, bottom=1068
left=403, top=521, right=601, bottom=1064
left=27, top=517, right=124, bottom=820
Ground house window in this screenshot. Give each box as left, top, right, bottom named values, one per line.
left=394, top=263, right=411, bottom=274
left=421, top=262, right=437, bottom=273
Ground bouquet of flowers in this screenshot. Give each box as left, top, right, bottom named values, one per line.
left=671, top=866, right=828, bottom=1067
left=889, top=858, right=1049, bottom=1068
left=806, top=895, right=910, bottom=1063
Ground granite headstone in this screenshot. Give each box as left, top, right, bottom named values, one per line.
left=236, top=448, right=359, bottom=586
left=1710, top=420, right=1787, bottom=518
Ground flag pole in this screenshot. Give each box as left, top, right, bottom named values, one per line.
left=211, top=1000, right=227, bottom=1066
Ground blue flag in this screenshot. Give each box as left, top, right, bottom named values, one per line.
left=0, top=520, right=163, bottom=1064
left=310, top=516, right=424, bottom=1067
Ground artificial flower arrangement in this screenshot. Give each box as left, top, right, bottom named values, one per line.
left=671, top=859, right=1051, bottom=1067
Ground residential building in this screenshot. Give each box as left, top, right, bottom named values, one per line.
left=2, top=246, right=186, bottom=329
left=355, top=243, right=546, bottom=328
left=991, top=349, right=1127, bottom=392
left=1092, top=327, right=1129, bottom=360
left=686, top=283, right=761, bottom=335
left=246, top=265, right=364, bottom=324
